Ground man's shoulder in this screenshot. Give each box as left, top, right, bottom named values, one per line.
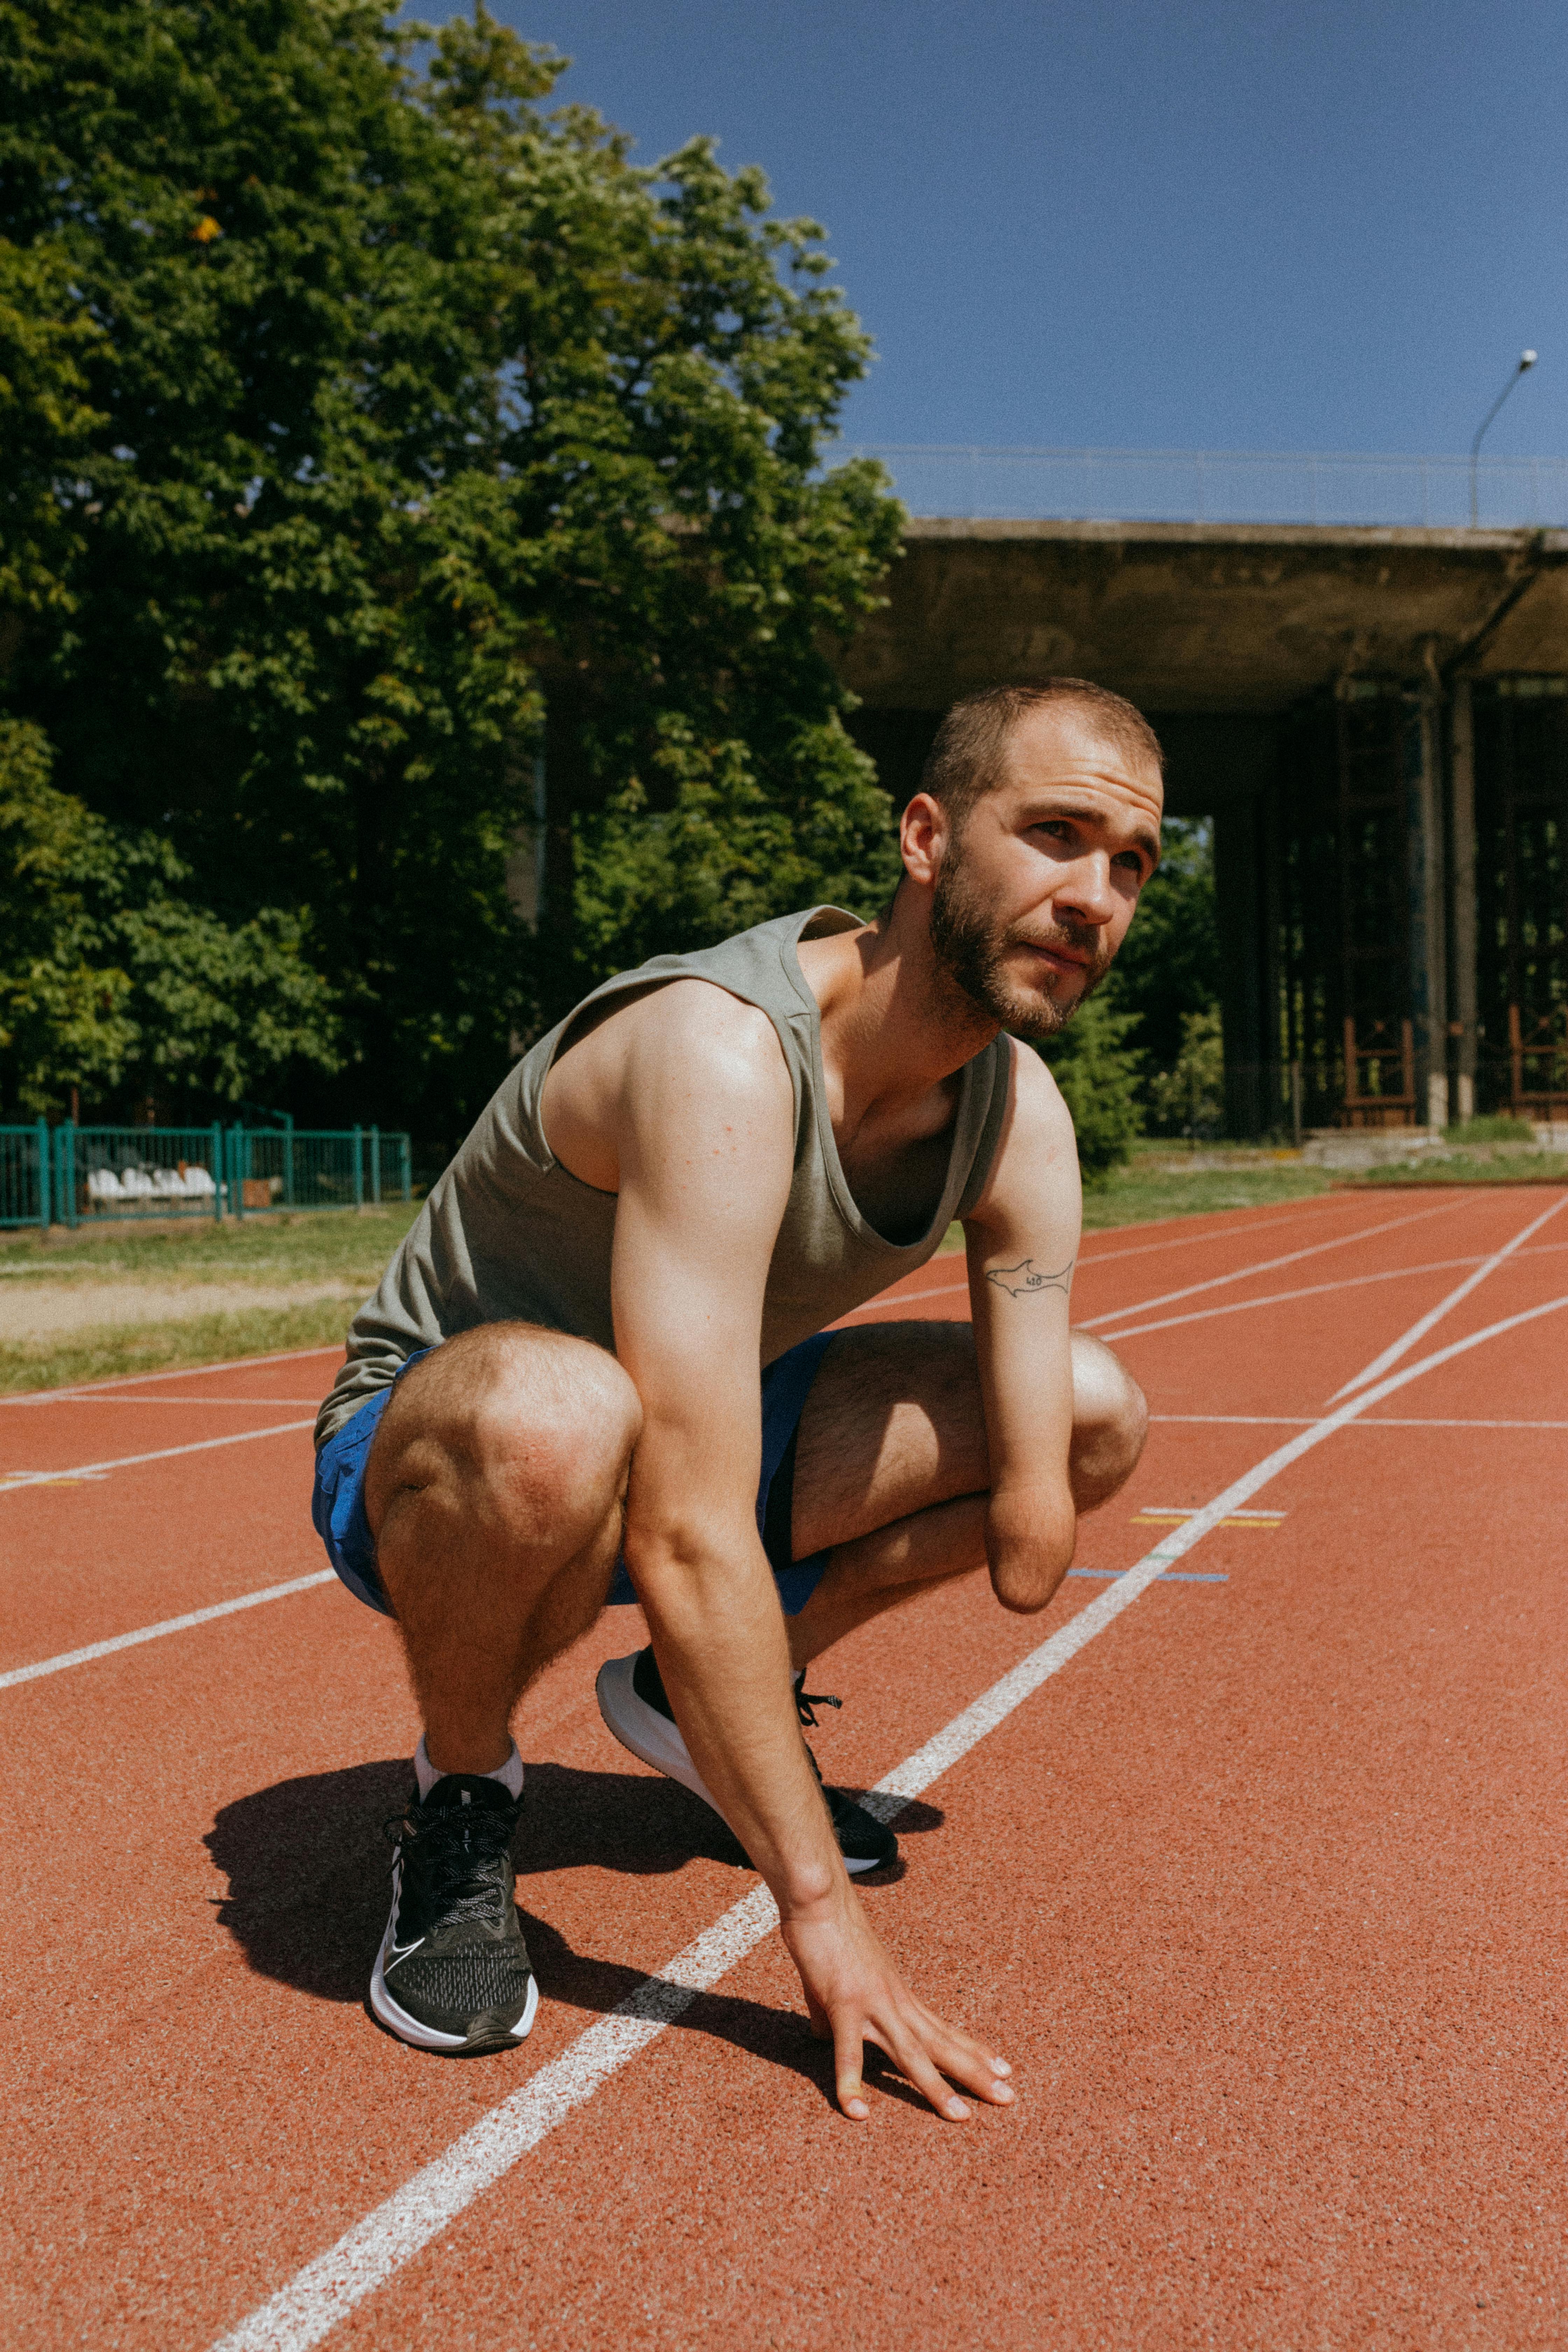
left=635, top=974, right=785, bottom=1071
left=586, top=980, right=793, bottom=1159
left=1006, top=1037, right=1075, bottom=1139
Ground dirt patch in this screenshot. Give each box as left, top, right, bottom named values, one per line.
left=0, top=1281, right=363, bottom=1340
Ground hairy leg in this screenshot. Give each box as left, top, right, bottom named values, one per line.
left=785, top=1321, right=1146, bottom=1668
left=365, top=1323, right=642, bottom=1776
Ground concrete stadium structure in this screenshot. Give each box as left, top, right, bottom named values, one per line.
left=841, top=518, right=1568, bottom=1134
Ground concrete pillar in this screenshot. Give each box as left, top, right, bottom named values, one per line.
left=1259, top=772, right=1284, bottom=1111
left=1212, top=796, right=1264, bottom=1135
left=1406, top=690, right=1449, bottom=1129
left=1449, top=680, right=1478, bottom=1124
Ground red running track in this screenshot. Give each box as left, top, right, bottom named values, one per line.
left=1, top=1186, right=1565, bottom=2349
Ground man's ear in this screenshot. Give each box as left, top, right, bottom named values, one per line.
left=899, top=791, right=949, bottom=889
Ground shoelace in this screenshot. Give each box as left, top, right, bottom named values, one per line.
left=795, top=1685, right=841, bottom=1731
left=383, top=1797, right=520, bottom=1925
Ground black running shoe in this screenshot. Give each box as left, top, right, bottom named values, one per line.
left=371, top=1774, right=538, bottom=2053
left=792, top=1682, right=901, bottom=1874
left=595, top=1647, right=899, bottom=1876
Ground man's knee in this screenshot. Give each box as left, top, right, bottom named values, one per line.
left=369, top=1324, right=642, bottom=1552
left=1069, top=1332, right=1148, bottom=1508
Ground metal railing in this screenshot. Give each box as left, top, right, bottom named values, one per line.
left=56, top=1124, right=227, bottom=1224
left=225, top=1125, right=412, bottom=1217
left=835, top=444, right=1568, bottom=530
left=1139, top=1057, right=1568, bottom=1146
left=0, top=1123, right=52, bottom=1231
left=0, top=1124, right=413, bottom=1229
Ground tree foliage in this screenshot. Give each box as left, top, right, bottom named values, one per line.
left=0, top=719, right=336, bottom=1114
left=1104, top=816, right=1220, bottom=1069
left=0, top=1, right=902, bottom=1127
left=1037, top=990, right=1146, bottom=1182
left=1031, top=820, right=1221, bottom=1174
left=1146, top=1003, right=1225, bottom=1138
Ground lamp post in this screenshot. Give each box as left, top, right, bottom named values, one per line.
left=1470, top=349, right=1538, bottom=526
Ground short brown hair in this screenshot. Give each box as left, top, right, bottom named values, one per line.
left=918, top=680, right=1163, bottom=832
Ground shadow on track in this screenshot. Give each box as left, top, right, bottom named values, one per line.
left=205, top=1758, right=944, bottom=2114
left=205, top=1757, right=944, bottom=2007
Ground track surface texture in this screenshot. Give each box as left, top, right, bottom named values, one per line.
left=2, top=1187, right=1564, bottom=2350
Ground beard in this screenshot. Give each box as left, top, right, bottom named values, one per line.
left=928, top=854, right=1112, bottom=1040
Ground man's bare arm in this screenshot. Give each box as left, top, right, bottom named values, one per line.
left=610, top=986, right=836, bottom=1903
left=603, top=982, right=1014, bottom=2121
left=962, top=1040, right=1084, bottom=1612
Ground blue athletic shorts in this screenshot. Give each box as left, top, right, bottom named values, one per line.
left=310, top=1331, right=837, bottom=1622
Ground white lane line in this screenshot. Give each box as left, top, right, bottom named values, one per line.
left=841, top=1197, right=1478, bottom=1329
left=1079, top=1194, right=1476, bottom=1333
left=1072, top=1194, right=1350, bottom=1265
left=0, top=1343, right=342, bottom=1407
left=1086, top=1244, right=1568, bottom=1345
left=14, top=1394, right=1559, bottom=1696
left=1086, top=1253, right=1490, bottom=1344
left=1326, top=1194, right=1568, bottom=1401
left=1152, top=1414, right=1568, bottom=1430
left=0, top=1419, right=316, bottom=1496
left=208, top=1282, right=1568, bottom=2352
left=0, top=1573, right=337, bottom=1692
left=11, top=1396, right=328, bottom=1408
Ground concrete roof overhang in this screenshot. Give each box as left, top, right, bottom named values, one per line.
left=839, top=519, right=1568, bottom=715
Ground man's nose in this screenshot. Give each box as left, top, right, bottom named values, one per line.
left=1053, top=852, right=1117, bottom=925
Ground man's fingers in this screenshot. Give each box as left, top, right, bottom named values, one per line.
left=846, top=2008, right=1007, bottom=2124
left=923, top=2019, right=1016, bottom=2106
left=804, top=1990, right=833, bottom=2045
left=832, top=2016, right=869, bottom=2121
left=872, top=2017, right=976, bottom=2123
left=862, top=2005, right=1015, bottom=2120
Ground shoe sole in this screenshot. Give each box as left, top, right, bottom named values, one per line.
left=595, top=1651, right=883, bottom=1875
left=370, top=1933, right=540, bottom=2054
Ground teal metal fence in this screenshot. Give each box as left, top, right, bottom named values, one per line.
left=0, top=1123, right=52, bottom=1231
left=54, top=1124, right=226, bottom=1225
left=223, top=1125, right=413, bottom=1218
left=0, top=1124, right=412, bottom=1229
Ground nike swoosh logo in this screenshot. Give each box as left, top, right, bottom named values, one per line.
left=386, top=1936, right=424, bottom=1965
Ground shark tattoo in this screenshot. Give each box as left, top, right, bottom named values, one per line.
left=985, top=1257, right=1075, bottom=1300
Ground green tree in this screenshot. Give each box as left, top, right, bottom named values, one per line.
left=0, top=2, right=901, bottom=1134
left=0, top=718, right=336, bottom=1115
left=1107, top=816, right=1220, bottom=1070
left=0, top=233, right=103, bottom=634
left=423, top=12, right=903, bottom=1019
left=1146, top=1003, right=1225, bottom=1139
left=1038, top=991, right=1146, bottom=1182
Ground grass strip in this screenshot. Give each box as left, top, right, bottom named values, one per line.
left=0, top=1204, right=420, bottom=1287
left=1079, top=1163, right=1331, bottom=1228
left=0, top=1298, right=352, bottom=1396
left=1332, top=1153, right=1568, bottom=1188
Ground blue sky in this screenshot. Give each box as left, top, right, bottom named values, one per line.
left=422, top=1, right=1567, bottom=458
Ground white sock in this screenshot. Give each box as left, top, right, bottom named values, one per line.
left=414, top=1733, right=524, bottom=1800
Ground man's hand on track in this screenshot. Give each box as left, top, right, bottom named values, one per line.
left=781, top=1898, right=1015, bottom=2122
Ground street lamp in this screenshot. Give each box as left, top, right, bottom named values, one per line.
left=1470, top=349, right=1538, bottom=526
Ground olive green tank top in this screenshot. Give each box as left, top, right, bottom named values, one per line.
left=316, top=906, right=1011, bottom=1447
